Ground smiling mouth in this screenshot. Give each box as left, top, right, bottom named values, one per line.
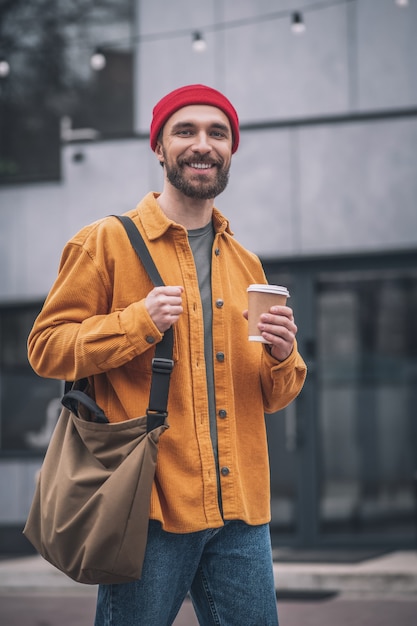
left=188, top=162, right=214, bottom=170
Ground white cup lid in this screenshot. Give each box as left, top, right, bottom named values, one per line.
left=247, top=284, right=290, bottom=297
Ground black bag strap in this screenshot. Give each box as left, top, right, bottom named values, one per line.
left=63, top=215, right=175, bottom=433
left=114, top=215, right=174, bottom=432
left=62, top=389, right=109, bottom=424
left=115, top=215, right=164, bottom=288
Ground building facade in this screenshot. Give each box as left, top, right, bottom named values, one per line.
left=0, top=0, right=416, bottom=552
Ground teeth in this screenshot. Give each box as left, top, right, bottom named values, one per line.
left=190, top=163, right=212, bottom=169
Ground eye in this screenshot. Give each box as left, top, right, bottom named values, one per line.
left=210, top=126, right=230, bottom=139
left=173, top=126, right=195, bottom=137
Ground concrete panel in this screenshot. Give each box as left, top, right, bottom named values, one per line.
left=297, top=117, right=417, bottom=254
left=0, top=184, right=65, bottom=300
left=62, top=140, right=152, bottom=233
left=224, top=3, right=350, bottom=121
left=216, top=127, right=294, bottom=257
left=357, top=0, right=417, bottom=110
left=0, top=140, right=156, bottom=301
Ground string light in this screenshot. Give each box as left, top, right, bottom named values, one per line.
left=0, top=1, right=365, bottom=73
left=90, top=48, right=106, bottom=71
left=291, top=12, right=306, bottom=34
left=91, top=0, right=353, bottom=52
left=192, top=31, right=207, bottom=52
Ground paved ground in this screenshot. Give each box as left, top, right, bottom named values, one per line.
left=1, top=593, right=417, bottom=626
left=0, top=550, right=416, bottom=625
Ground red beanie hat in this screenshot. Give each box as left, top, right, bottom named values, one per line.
left=150, top=84, right=240, bottom=154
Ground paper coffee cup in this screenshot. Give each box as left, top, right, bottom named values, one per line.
left=247, top=284, right=290, bottom=343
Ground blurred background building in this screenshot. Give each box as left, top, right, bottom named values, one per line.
left=0, top=0, right=416, bottom=554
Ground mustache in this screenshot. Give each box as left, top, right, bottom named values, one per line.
left=179, top=155, right=223, bottom=167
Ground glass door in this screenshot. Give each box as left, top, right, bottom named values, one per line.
left=316, top=269, right=417, bottom=543
left=265, top=258, right=417, bottom=549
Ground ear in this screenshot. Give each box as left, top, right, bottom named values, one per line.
left=154, top=141, right=164, bottom=165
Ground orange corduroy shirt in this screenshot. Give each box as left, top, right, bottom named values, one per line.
left=28, top=192, right=307, bottom=533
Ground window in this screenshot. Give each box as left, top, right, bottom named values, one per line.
left=0, top=0, right=134, bottom=185
left=0, top=305, right=61, bottom=454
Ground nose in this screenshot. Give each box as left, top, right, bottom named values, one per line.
left=192, top=131, right=212, bottom=153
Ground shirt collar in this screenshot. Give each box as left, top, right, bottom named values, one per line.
left=135, top=192, right=234, bottom=241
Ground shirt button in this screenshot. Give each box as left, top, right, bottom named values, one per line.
left=215, top=299, right=224, bottom=308
left=214, top=248, right=220, bottom=256
left=218, top=409, right=227, bottom=419
left=145, top=335, right=155, bottom=344
left=216, top=352, right=225, bottom=362
left=221, top=467, right=230, bottom=476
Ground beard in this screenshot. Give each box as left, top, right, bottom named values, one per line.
left=162, top=150, right=230, bottom=200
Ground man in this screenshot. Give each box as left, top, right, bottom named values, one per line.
left=28, top=84, right=307, bottom=625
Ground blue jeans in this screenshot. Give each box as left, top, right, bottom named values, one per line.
left=94, top=520, right=279, bottom=626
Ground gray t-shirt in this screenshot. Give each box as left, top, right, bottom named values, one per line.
left=187, top=221, right=219, bottom=472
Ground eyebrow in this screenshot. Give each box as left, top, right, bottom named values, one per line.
left=170, top=121, right=231, bottom=134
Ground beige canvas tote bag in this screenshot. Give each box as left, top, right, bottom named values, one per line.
left=23, top=216, right=174, bottom=584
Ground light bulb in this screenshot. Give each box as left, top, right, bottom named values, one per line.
left=90, top=50, right=106, bottom=71
left=192, top=32, right=207, bottom=52
left=0, top=59, right=10, bottom=78
left=395, top=0, right=409, bottom=6
left=291, top=12, right=306, bottom=34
